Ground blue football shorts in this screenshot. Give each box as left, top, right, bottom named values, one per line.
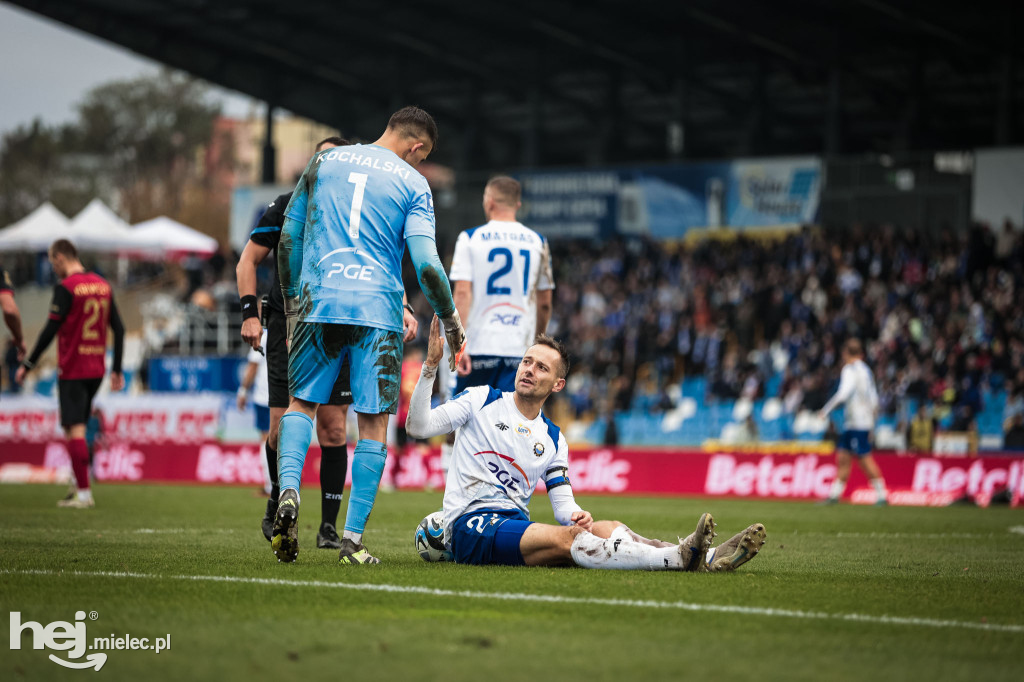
left=838, top=429, right=872, bottom=457
left=454, top=355, right=520, bottom=394
left=254, top=404, right=270, bottom=432
left=288, top=321, right=402, bottom=415
left=450, top=508, right=532, bottom=566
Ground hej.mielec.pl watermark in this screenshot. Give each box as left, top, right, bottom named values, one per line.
left=10, top=610, right=171, bottom=671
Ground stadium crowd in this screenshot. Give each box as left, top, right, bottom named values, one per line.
left=541, top=222, right=1024, bottom=440
left=6, top=219, right=1023, bottom=447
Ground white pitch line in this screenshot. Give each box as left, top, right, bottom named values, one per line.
left=69, top=528, right=237, bottom=535
left=3, top=568, right=1022, bottom=634
left=832, top=532, right=991, bottom=539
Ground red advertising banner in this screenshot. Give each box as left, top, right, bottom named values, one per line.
left=2, top=442, right=1022, bottom=506
left=0, top=394, right=223, bottom=444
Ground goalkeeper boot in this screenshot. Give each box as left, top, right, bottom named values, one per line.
left=272, top=489, right=299, bottom=563
left=338, top=538, right=380, bottom=565
left=706, top=523, right=767, bottom=572
left=678, top=512, right=717, bottom=572
left=261, top=498, right=278, bottom=542
left=316, top=523, right=342, bottom=549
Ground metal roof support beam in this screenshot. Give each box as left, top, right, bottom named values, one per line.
left=668, top=76, right=688, bottom=161
left=744, top=61, right=769, bottom=155
left=895, top=46, right=925, bottom=152
left=995, top=52, right=1016, bottom=145
left=824, top=66, right=844, bottom=157
left=261, top=103, right=276, bottom=184
left=523, top=87, right=543, bottom=168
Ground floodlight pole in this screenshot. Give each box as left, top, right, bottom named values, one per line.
left=262, top=103, right=277, bottom=184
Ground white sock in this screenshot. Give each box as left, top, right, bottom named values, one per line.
left=569, top=531, right=682, bottom=571
left=872, top=478, right=887, bottom=501
left=609, top=525, right=632, bottom=543
left=77, top=490, right=92, bottom=502
left=829, top=478, right=846, bottom=500
left=343, top=530, right=362, bottom=545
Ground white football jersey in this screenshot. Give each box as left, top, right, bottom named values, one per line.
left=439, top=385, right=570, bottom=540
left=823, top=358, right=878, bottom=431
left=245, top=330, right=270, bottom=407
left=449, top=220, right=555, bottom=357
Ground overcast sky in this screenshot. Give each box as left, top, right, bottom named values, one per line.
left=0, top=2, right=259, bottom=135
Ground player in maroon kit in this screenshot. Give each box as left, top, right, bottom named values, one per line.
left=17, top=239, right=125, bottom=508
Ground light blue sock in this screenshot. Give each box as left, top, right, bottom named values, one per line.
left=277, top=412, right=314, bottom=494
left=343, top=439, right=388, bottom=536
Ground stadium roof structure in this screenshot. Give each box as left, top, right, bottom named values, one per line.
left=9, top=0, right=1023, bottom=170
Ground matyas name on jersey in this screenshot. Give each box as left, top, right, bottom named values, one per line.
left=476, top=230, right=537, bottom=243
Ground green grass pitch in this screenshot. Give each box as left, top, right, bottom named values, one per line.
left=2, top=483, right=1022, bottom=681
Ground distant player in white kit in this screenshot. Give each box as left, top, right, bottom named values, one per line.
left=449, top=175, right=553, bottom=394
left=818, top=338, right=888, bottom=505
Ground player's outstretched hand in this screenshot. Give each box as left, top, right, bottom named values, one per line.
left=440, top=310, right=466, bottom=373
left=425, top=316, right=444, bottom=368
left=241, top=317, right=262, bottom=351
left=109, top=372, right=125, bottom=392
left=570, top=511, right=594, bottom=532
left=14, top=365, right=26, bottom=385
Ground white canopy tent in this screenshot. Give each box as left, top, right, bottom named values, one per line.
left=0, top=201, right=218, bottom=259
left=131, top=216, right=218, bottom=256
left=70, top=199, right=142, bottom=251
left=0, top=202, right=72, bottom=250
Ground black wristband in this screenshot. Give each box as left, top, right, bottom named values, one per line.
left=403, top=303, right=415, bottom=314
left=240, top=295, right=259, bottom=320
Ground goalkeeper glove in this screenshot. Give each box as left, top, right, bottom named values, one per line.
left=440, top=310, right=466, bottom=373
left=284, top=295, right=300, bottom=346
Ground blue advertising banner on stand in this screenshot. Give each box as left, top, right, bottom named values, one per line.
left=517, top=156, right=820, bottom=240
left=148, top=356, right=247, bottom=393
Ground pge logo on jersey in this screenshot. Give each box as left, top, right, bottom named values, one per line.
left=489, top=313, right=522, bottom=326
left=327, top=263, right=374, bottom=281
left=472, top=451, right=530, bottom=493
left=9, top=610, right=171, bottom=671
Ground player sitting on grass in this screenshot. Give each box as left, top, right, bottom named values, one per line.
left=407, top=318, right=766, bottom=571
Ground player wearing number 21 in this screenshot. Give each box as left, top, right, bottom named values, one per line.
left=274, top=106, right=466, bottom=565
left=449, top=176, right=554, bottom=394
left=17, top=239, right=125, bottom=509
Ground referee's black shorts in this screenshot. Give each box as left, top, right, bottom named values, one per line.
left=266, top=308, right=352, bottom=409
left=58, top=377, right=103, bottom=428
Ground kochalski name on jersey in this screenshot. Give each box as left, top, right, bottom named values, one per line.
left=316, top=148, right=411, bottom=181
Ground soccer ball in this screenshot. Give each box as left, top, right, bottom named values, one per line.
left=414, top=511, right=452, bottom=562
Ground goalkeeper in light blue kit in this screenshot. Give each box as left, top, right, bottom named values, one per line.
left=275, top=106, right=466, bottom=564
